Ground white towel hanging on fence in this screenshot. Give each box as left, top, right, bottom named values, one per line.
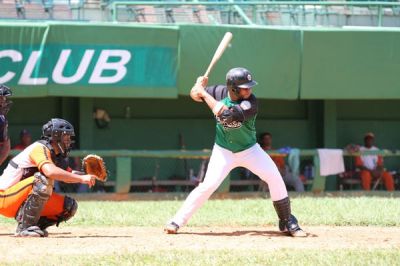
left=317, top=149, right=345, bottom=176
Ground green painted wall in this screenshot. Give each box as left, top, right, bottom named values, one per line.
left=3, top=23, right=400, bottom=100
left=90, top=97, right=314, bottom=150
left=177, top=25, right=301, bottom=99
left=301, top=29, right=400, bottom=99
left=7, top=97, right=314, bottom=181
left=5, top=97, right=400, bottom=188
left=89, top=97, right=313, bottom=181
left=8, top=97, right=65, bottom=141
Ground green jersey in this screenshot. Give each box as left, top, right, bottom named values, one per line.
left=205, top=85, right=258, bottom=153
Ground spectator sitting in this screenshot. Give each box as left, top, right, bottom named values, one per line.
left=355, top=132, right=394, bottom=191
left=259, top=132, right=305, bottom=192
left=13, top=129, right=32, bottom=151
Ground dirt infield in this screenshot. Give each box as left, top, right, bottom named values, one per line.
left=1, top=225, right=400, bottom=262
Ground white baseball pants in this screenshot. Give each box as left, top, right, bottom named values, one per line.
left=171, top=143, right=288, bottom=227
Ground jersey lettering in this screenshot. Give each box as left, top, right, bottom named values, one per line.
left=216, top=116, right=242, bottom=129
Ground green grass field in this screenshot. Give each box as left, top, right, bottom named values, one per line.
left=2, top=196, right=398, bottom=227
left=1, top=196, right=400, bottom=265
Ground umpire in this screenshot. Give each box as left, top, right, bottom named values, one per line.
left=0, top=84, right=12, bottom=165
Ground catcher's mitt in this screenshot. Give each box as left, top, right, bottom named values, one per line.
left=82, top=154, right=108, bottom=182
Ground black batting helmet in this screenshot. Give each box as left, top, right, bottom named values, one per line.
left=0, top=84, right=12, bottom=115
left=42, top=118, right=75, bottom=155
left=226, top=67, right=257, bottom=97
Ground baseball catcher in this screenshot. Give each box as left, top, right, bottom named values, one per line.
left=0, top=118, right=97, bottom=237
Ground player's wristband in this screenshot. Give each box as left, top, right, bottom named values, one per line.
left=212, top=102, right=224, bottom=115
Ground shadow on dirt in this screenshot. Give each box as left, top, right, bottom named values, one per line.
left=180, top=230, right=317, bottom=237
left=51, top=234, right=133, bottom=239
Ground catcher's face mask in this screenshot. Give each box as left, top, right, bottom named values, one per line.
left=57, top=133, right=75, bottom=156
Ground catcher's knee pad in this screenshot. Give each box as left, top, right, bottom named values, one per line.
left=57, top=196, right=78, bottom=224
left=16, top=172, right=52, bottom=230
left=32, top=172, right=53, bottom=199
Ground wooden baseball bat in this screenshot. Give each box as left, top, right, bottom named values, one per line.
left=204, top=32, right=233, bottom=78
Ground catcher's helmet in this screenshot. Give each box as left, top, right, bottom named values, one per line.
left=226, top=67, right=257, bottom=97
left=42, top=118, right=75, bottom=155
left=0, top=84, right=12, bottom=115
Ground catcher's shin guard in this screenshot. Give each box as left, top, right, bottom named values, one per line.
left=15, top=173, right=53, bottom=237
left=273, top=197, right=306, bottom=237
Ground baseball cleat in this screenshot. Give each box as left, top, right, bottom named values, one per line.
left=279, top=214, right=307, bottom=237
left=14, top=226, right=46, bottom=238
left=289, top=228, right=307, bottom=237
left=164, top=221, right=179, bottom=234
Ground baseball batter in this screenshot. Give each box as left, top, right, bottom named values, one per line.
left=165, top=67, right=306, bottom=237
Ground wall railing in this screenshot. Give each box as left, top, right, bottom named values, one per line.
left=110, top=1, right=400, bottom=26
